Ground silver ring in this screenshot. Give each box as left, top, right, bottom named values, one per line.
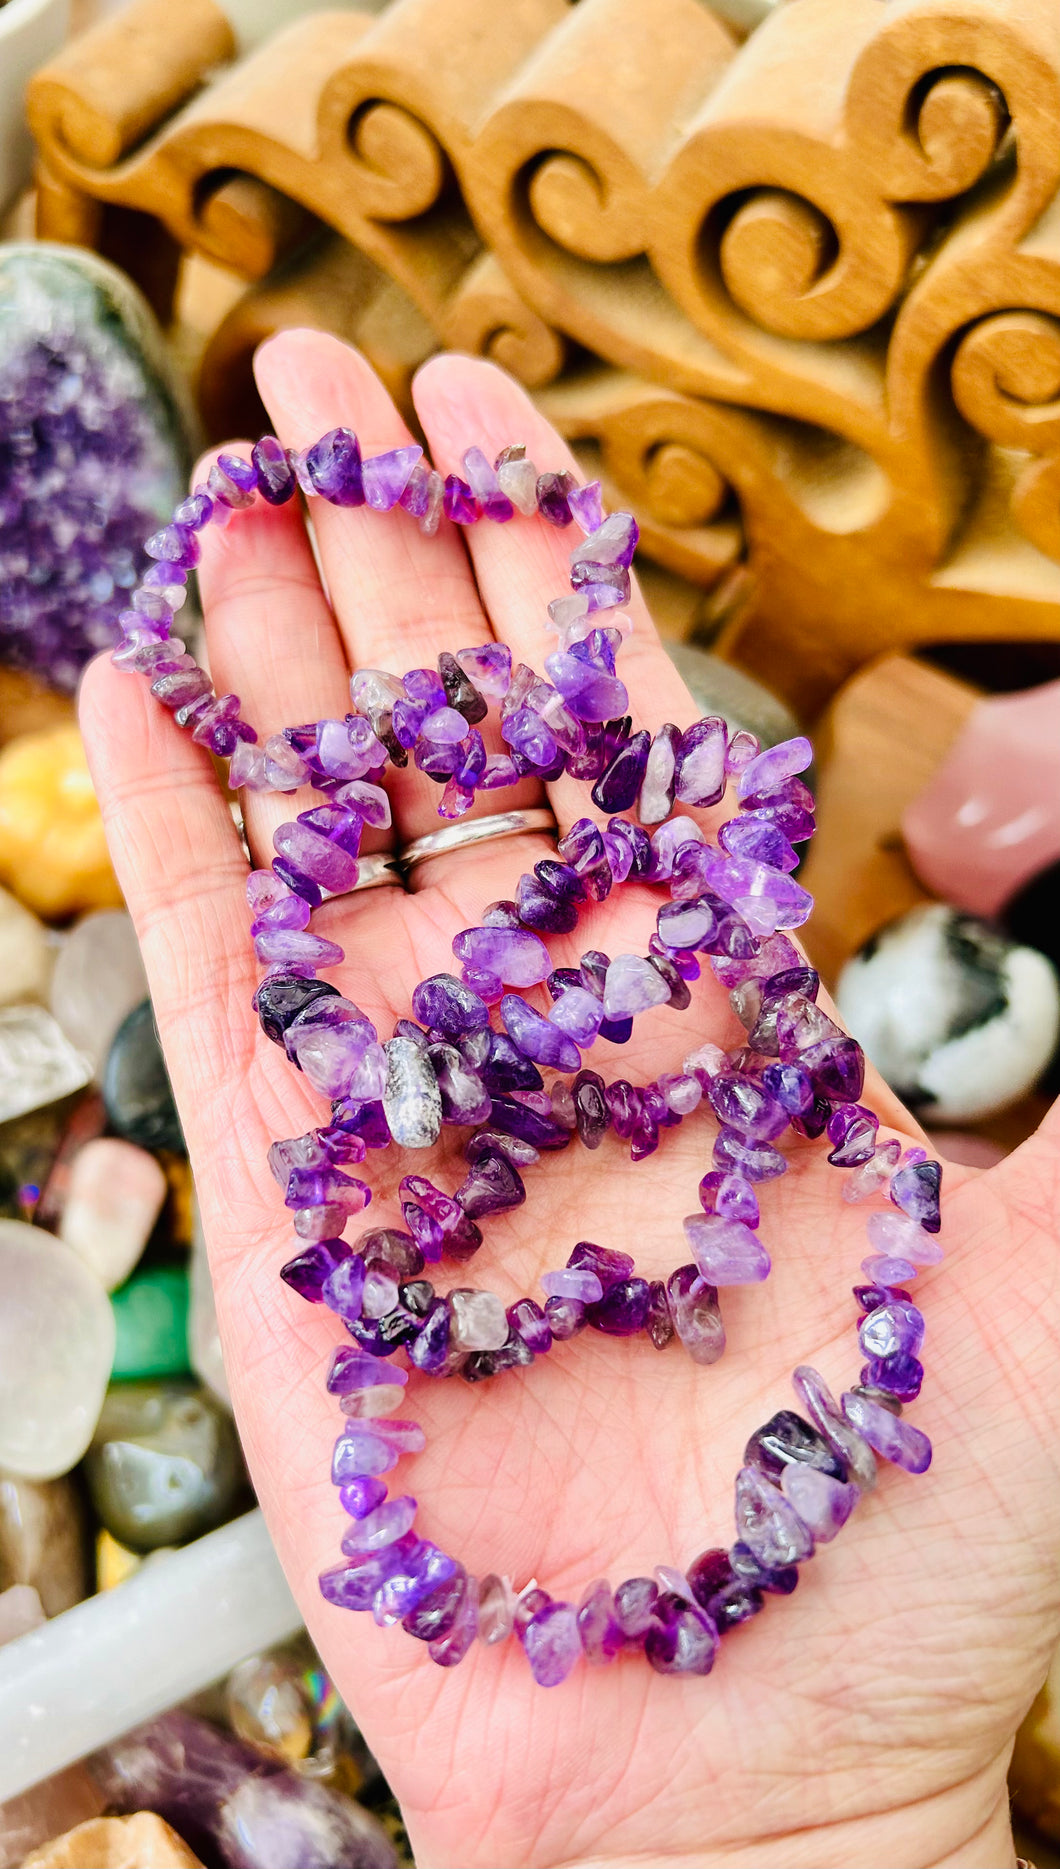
left=400, top=808, right=559, bottom=873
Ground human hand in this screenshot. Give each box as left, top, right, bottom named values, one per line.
left=80, top=329, right=1059, bottom=1869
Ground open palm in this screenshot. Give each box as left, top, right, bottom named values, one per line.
left=79, top=330, right=1059, bottom=1869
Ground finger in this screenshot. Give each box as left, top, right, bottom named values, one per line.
left=77, top=654, right=253, bottom=1098
left=253, top=330, right=549, bottom=865
left=412, top=353, right=704, bottom=836
left=192, top=444, right=365, bottom=874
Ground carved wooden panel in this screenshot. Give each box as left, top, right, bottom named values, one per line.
left=26, top=0, right=1060, bottom=712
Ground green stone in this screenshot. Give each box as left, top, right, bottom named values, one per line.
left=85, top=1379, right=247, bottom=1550
left=110, top=1264, right=191, bottom=1381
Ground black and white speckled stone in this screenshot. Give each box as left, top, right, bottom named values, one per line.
left=382, top=1037, right=442, bottom=1148
left=836, top=904, right=1060, bottom=1122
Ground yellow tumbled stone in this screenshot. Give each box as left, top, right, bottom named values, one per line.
left=22, top=1811, right=205, bottom=1867
left=95, top=1528, right=141, bottom=1593
left=0, top=724, right=122, bottom=919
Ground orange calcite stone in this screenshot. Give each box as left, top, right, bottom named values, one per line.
left=0, top=725, right=122, bottom=919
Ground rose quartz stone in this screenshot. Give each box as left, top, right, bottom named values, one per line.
left=59, top=1138, right=167, bottom=1291
left=903, top=680, right=1060, bottom=917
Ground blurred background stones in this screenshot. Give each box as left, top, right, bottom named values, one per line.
left=2, top=0, right=1060, bottom=1862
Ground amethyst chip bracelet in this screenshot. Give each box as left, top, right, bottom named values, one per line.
left=111, top=424, right=942, bottom=1688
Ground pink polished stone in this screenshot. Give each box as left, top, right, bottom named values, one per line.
left=903, top=680, right=1060, bottom=916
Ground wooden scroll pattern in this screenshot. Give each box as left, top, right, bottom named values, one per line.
left=25, top=0, right=1060, bottom=712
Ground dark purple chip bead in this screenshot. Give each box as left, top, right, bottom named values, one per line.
left=357, top=1228, right=424, bottom=1277
left=860, top=1353, right=924, bottom=1401
left=728, top=1541, right=800, bottom=1595
left=644, top=1594, right=718, bottom=1675
left=536, top=470, right=576, bottom=526
left=567, top=1242, right=634, bottom=1287
left=454, top=1151, right=526, bottom=1219
left=516, top=874, right=580, bottom=934
left=890, top=1158, right=942, bottom=1233
left=280, top=1239, right=351, bottom=1301
left=591, top=731, right=651, bottom=814
left=307, top=428, right=364, bottom=505
left=687, top=1547, right=764, bottom=1632
left=253, top=974, right=339, bottom=1045
left=605, top=1080, right=639, bottom=1140
left=488, top=1096, right=569, bottom=1150
left=251, top=435, right=296, bottom=504
left=508, top=1297, right=553, bottom=1353
left=572, top=1070, right=609, bottom=1149
left=646, top=1280, right=674, bottom=1349
left=412, top=973, right=490, bottom=1037
left=461, top=1330, right=535, bottom=1382
left=585, top=1277, right=651, bottom=1336
left=744, top=1409, right=848, bottom=1484
left=544, top=1294, right=586, bottom=1340
left=403, top=1563, right=469, bottom=1641
left=438, top=650, right=488, bottom=724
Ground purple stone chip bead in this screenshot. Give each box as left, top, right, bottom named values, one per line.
left=644, top=1595, right=719, bottom=1675
left=252, top=435, right=296, bottom=504
left=734, top=1467, right=815, bottom=1567
left=684, top=1213, right=770, bottom=1286
left=577, top=1580, right=625, bottom=1662
left=779, top=1466, right=859, bottom=1542
left=522, top=1599, right=582, bottom=1685
left=306, top=428, right=365, bottom=505
left=666, top=1265, right=725, bottom=1364
left=842, top=1391, right=932, bottom=1473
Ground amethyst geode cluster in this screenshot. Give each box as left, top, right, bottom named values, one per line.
left=0, top=244, right=189, bottom=691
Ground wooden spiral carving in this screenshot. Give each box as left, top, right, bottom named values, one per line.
left=27, top=0, right=1060, bottom=712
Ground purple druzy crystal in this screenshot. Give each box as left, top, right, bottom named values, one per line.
left=0, top=249, right=188, bottom=689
